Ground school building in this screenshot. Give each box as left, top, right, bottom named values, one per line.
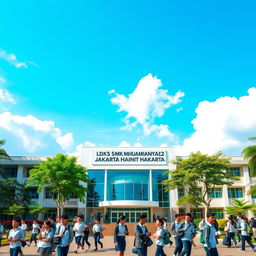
left=0, top=147, right=255, bottom=221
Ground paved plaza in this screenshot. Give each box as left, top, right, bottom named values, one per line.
left=1, top=236, right=256, bottom=256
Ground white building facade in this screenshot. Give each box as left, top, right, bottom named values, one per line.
left=0, top=147, right=255, bottom=221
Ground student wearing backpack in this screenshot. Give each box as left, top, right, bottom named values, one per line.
left=238, top=215, right=256, bottom=252
left=114, top=216, right=129, bottom=256
left=177, top=213, right=196, bottom=256
left=73, top=214, right=87, bottom=253
left=152, top=218, right=166, bottom=256
left=225, top=217, right=237, bottom=247
left=54, top=215, right=74, bottom=256
left=170, top=214, right=183, bottom=256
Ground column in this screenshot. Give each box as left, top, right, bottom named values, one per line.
left=104, top=169, right=108, bottom=201
left=16, top=165, right=24, bottom=183
left=149, top=169, right=153, bottom=201
left=222, top=185, right=229, bottom=218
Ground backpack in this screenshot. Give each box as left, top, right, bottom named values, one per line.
left=163, top=230, right=171, bottom=245
left=247, top=222, right=253, bottom=235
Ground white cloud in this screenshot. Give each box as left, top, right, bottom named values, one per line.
left=0, top=112, right=74, bottom=152
left=176, top=87, right=256, bottom=155
left=110, top=73, right=184, bottom=140
left=0, top=48, right=28, bottom=68
left=70, top=141, right=96, bottom=157
left=176, top=107, right=183, bottom=112
left=118, top=141, right=142, bottom=147
left=0, top=77, right=15, bottom=104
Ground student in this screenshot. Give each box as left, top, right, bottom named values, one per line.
left=20, top=220, right=27, bottom=239
left=225, top=217, right=237, bottom=248
left=92, top=218, right=104, bottom=251
left=238, top=215, right=256, bottom=251
left=37, top=220, right=54, bottom=256
left=199, top=217, right=206, bottom=243
left=54, top=215, right=74, bottom=256
left=177, top=213, right=196, bottom=256
left=162, top=218, right=168, bottom=232
left=56, top=217, right=61, bottom=230
left=134, top=214, right=151, bottom=256
left=48, top=217, right=56, bottom=234
left=114, top=216, right=129, bottom=256
left=0, top=221, right=4, bottom=247
left=170, top=214, right=183, bottom=256
left=82, top=224, right=91, bottom=249
left=8, top=217, right=24, bottom=256
left=30, top=220, right=40, bottom=247
left=152, top=218, right=166, bottom=256
left=73, top=214, right=86, bottom=253
left=203, top=213, right=220, bottom=256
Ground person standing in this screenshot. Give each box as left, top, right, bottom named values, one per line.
left=170, top=214, right=183, bottom=256
left=134, top=214, right=151, bottom=256
left=30, top=220, right=40, bottom=247
left=48, top=217, right=56, bottom=234
left=177, top=213, right=196, bottom=256
left=92, top=218, right=104, bottom=251
left=0, top=221, right=4, bottom=247
left=73, top=214, right=86, bottom=253
left=114, top=216, right=129, bottom=256
left=238, top=215, right=256, bottom=251
left=8, top=217, right=24, bottom=256
left=225, top=217, right=237, bottom=247
left=152, top=218, right=166, bottom=256
left=37, top=220, right=54, bottom=256
left=203, top=213, right=220, bottom=256
left=54, top=215, right=74, bottom=256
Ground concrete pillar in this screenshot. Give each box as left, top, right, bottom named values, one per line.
left=104, top=169, right=107, bottom=201
left=149, top=169, right=153, bottom=201
left=223, top=185, right=229, bottom=218
left=16, top=165, right=24, bottom=183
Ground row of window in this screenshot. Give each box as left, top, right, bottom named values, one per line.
left=179, top=208, right=224, bottom=219
left=178, top=187, right=244, bottom=199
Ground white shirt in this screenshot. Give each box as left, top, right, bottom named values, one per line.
left=8, top=227, right=24, bottom=248
left=93, top=224, right=102, bottom=233
left=163, top=223, right=168, bottom=231
left=56, top=222, right=61, bottom=231
left=38, top=230, right=53, bottom=248
left=155, top=227, right=165, bottom=246
left=117, top=224, right=126, bottom=236
left=241, top=220, right=248, bottom=236
left=21, top=223, right=27, bottom=231
left=199, top=221, right=205, bottom=230
left=58, top=225, right=71, bottom=247
left=74, top=222, right=86, bottom=237
left=227, top=222, right=235, bottom=233
left=32, top=223, right=40, bottom=234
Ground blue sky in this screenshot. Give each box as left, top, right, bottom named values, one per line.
left=0, top=0, right=256, bottom=156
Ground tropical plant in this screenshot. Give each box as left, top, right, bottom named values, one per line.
left=242, top=137, right=256, bottom=176
left=0, top=140, right=11, bottom=160
left=225, top=199, right=256, bottom=216
left=28, top=204, right=48, bottom=219
left=2, top=204, right=26, bottom=216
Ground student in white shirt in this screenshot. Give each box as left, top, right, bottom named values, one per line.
left=37, top=220, right=54, bottom=256
left=73, top=214, right=86, bottom=253
left=20, top=220, right=27, bottom=238
left=8, top=217, right=25, bottom=256
left=152, top=218, right=166, bottom=256
left=92, top=218, right=105, bottom=251
left=30, top=220, right=40, bottom=246
left=114, top=216, right=129, bottom=256
left=0, top=221, right=4, bottom=247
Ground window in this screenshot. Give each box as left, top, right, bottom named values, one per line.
left=228, top=188, right=243, bottom=198
left=178, top=188, right=185, bottom=198
left=28, top=187, right=39, bottom=199
left=210, top=208, right=224, bottom=219
left=228, top=167, right=241, bottom=177
left=24, top=167, right=33, bottom=178
left=179, top=208, right=185, bottom=216
left=44, top=188, right=57, bottom=199
left=1, top=166, right=18, bottom=178
left=191, top=208, right=204, bottom=219
left=208, top=188, right=222, bottom=198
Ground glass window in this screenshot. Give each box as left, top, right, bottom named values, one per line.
left=1, top=166, right=18, bottom=178
left=209, top=188, right=222, bottom=198
left=228, top=188, right=243, bottom=198
left=178, top=188, right=185, bottom=198
left=191, top=208, right=204, bottom=219
left=228, top=167, right=241, bottom=177
left=210, top=208, right=224, bottom=219
left=28, top=187, right=39, bottom=199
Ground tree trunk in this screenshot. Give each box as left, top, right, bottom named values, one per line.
left=205, top=203, right=210, bottom=219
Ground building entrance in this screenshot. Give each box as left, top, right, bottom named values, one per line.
left=108, top=208, right=150, bottom=223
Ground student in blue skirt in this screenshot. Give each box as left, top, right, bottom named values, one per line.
left=114, top=216, right=129, bottom=256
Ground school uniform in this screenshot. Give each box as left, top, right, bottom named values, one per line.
left=74, top=222, right=86, bottom=245
left=155, top=227, right=166, bottom=256
left=8, top=227, right=24, bottom=256
left=37, top=229, right=54, bottom=256
left=203, top=222, right=219, bottom=256
left=56, top=224, right=74, bottom=256
left=170, top=221, right=183, bottom=255
left=30, top=223, right=39, bottom=245
left=93, top=224, right=103, bottom=250
left=114, top=223, right=128, bottom=251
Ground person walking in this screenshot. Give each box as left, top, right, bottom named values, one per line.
left=20, top=220, right=27, bottom=239
left=203, top=213, right=220, bottom=256
left=73, top=214, right=87, bottom=253
left=37, top=220, right=54, bottom=256
left=54, top=215, right=74, bottom=256
left=82, top=224, right=91, bottom=249
left=177, top=213, right=196, bottom=256
left=238, top=215, right=256, bottom=252
left=152, top=218, right=166, bottom=256
left=170, top=214, right=183, bottom=256
left=134, top=214, right=152, bottom=256
left=8, top=217, right=24, bottom=256
left=92, top=218, right=104, bottom=251
left=250, top=217, right=256, bottom=241
left=30, top=220, right=40, bottom=247
left=225, top=217, right=237, bottom=247
left=199, top=218, right=206, bottom=244
left=114, top=216, right=129, bottom=256
left=0, top=221, right=4, bottom=247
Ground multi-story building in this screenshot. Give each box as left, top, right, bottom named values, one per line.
left=0, top=147, right=255, bottom=221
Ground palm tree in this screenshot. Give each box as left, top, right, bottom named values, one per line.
left=242, top=137, right=256, bottom=176
left=225, top=199, right=256, bottom=216
left=0, top=140, right=11, bottom=160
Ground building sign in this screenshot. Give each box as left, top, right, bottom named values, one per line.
left=91, top=149, right=168, bottom=166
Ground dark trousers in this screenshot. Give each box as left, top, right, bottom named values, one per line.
left=179, top=240, right=192, bottom=256
left=137, top=247, right=147, bottom=256
left=155, top=245, right=166, bottom=256
left=82, top=234, right=91, bottom=247
left=237, top=230, right=242, bottom=242
left=30, top=233, right=37, bottom=244
left=204, top=247, right=219, bottom=256
left=94, top=232, right=103, bottom=249
left=57, top=245, right=70, bottom=256
left=10, top=247, right=21, bottom=256
left=174, top=236, right=183, bottom=255
left=241, top=235, right=255, bottom=250
left=227, top=232, right=237, bottom=246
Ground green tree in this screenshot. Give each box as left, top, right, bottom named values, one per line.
left=242, top=137, right=256, bottom=176
left=28, top=153, right=90, bottom=217
left=225, top=199, right=256, bottom=216
left=28, top=204, right=48, bottom=219
left=0, top=140, right=11, bottom=160
left=2, top=204, right=26, bottom=216
left=163, top=152, right=238, bottom=217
